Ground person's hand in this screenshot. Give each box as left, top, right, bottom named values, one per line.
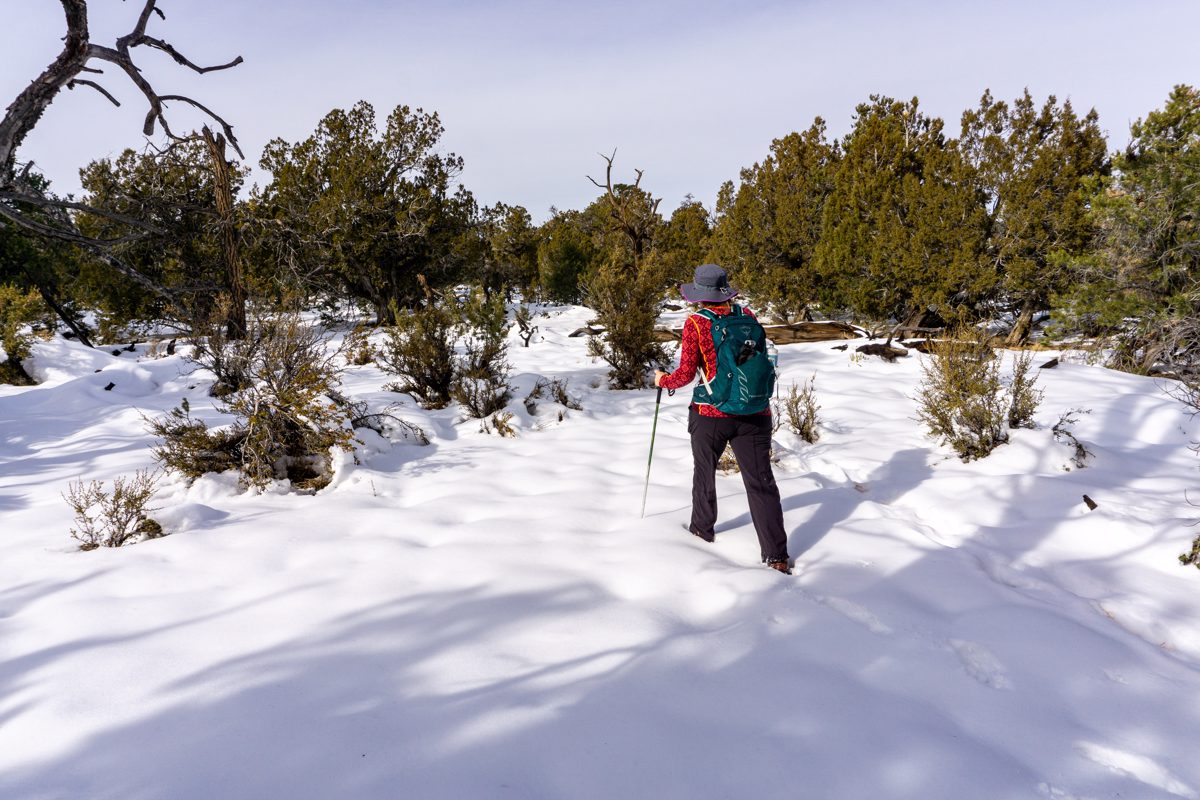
left=654, top=370, right=668, bottom=387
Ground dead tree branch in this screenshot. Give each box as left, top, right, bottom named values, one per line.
left=586, top=150, right=661, bottom=265
left=1, top=0, right=244, bottom=239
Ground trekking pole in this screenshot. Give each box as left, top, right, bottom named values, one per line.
left=640, top=385, right=671, bottom=518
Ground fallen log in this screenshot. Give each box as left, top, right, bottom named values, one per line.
left=856, top=342, right=909, bottom=361
left=652, top=327, right=681, bottom=342
left=653, top=320, right=862, bottom=344
left=765, top=321, right=862, bottom=344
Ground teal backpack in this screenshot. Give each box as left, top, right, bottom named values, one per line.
left=692, top=306, right=776, bottom=415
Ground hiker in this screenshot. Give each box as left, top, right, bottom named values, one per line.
left=654, top=264, right=791, bottom=574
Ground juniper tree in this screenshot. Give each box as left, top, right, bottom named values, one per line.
left=78, top=138, right=249, bottom=331
left=583, top=153, right=670, bottom=388
left=478, top=203, right=540, bottom=300
left=1059, top=86, right=1200, bottom=376
left=711, top=119, right=839, bottom=321
left=255, top=102, right=476, bottom=323
left=960, top=90, right=1109, bottom=343
left=537, top=209, right=600, bottom=304
left=0, top=0, right=244, bottom=332
left=0, top=192, right=94, bottom=346
left=815, top=97, right=988, bottom=328
left=656, top=196, right=713, bottom=291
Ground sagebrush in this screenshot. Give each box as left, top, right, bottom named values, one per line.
left=1007, top=349, right=1043, bottom=429
left=64, top=469, right=163, bottom=549
left=779, top=376, right=821, bottom=442
left=377, top=302, right=457, bottom=408
left=452, top=290, right=511, bottom=418
left=916, top=334, right=1014, bottom=461
left=151, top=309, right=355, bottom=491
left=524, top=376, right=582, bottom=414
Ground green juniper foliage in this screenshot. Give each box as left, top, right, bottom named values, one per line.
left=582, top=160, right=671, bottom=389
left=477, top=203, right=540, bottom=300
left=0, top=283, right=45, bottom=384
left=815, top=96, right=988, bottom=327
left=79, top=138, right=250, bottom=328
left=0, top=175, right=95, bottom=346
left=960, top=90, right=1109, bottom=344
left=656, top=197, right=714, bottom=295
left=255, top=102, right=476, bottom=323
left=710, top=120, right=839, bottom=322
left=1058, top=85, right=1200, bottom=377
left=537, top=209, right=599, bottom=304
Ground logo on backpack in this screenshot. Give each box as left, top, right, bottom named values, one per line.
left=693, top=306, right=776, bottom=415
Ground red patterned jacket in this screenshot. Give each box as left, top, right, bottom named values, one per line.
left=659, top=304, right=771, bottom=418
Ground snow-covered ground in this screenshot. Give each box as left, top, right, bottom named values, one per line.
left=2, top=305, right=1199, bottom=800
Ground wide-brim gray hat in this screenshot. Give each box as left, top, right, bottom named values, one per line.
left=680, top=263, right=739, bottom=303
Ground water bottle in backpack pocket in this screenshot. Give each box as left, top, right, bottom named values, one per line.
left=693, top=306, right=776, bottom=415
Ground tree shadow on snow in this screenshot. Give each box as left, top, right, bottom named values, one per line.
left=0, top=575, right=1069, bottom=800
left=713, top=448, right=932, bottom=560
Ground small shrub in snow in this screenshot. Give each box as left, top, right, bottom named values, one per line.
left=148, top=398, right=241, bottom=478
left=916, top=333, right=1010, bottom=461
left=151, top=310, right=356, bottom=491
left=187, top=296, right=263, bottom=397
left=452, top=290, right=511, bottom=419
left=64, top=469, right=163, bottom=550
left=1051, top=409, right=1092, bottom=469
left=345, top=325, right=374, bottom=366
left=480, top=411, right=516, bottom=437
left=524, top=377, right=582, bottom=414
left=377, top=302, right=457, bottom=409
left=1181, top=535, right=1200, bottom=570
left=1007, top=350, right=1043, bottom=429
left=779, top=376, right=821, bottom=443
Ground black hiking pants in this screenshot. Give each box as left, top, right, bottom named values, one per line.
left=688, top=405, right=788, bottom=563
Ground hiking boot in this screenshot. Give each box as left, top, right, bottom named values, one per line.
left=767, top=559, right=792, bottom=575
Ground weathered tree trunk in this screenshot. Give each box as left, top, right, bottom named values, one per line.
left=0, top=1, right=90, bottom=181
left=202, top=125, right=245, bottom=339
left=1006, top=298, right=1037, bottom=346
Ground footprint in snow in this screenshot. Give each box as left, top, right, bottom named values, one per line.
left=948, top=639, right=1012, bottom=690
left=809, top=593, right=893, bottom=635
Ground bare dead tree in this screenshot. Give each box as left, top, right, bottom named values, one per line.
left=0, top=0, right=244, bottom=322
left=587, top=150, right=661, bottom=266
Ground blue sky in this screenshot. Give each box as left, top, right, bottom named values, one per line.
left=5, top=0, right=1198, bottom=221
